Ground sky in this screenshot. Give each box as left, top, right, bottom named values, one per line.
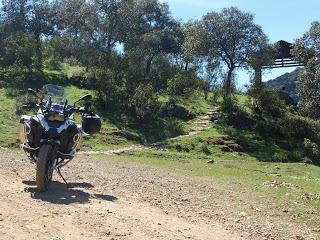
left=160, top=0, right=320, bottom=87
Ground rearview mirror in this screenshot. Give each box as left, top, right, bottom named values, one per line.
left=79, top=94, right=92, bottom=102
left=74, top=94, right=92, bottom=106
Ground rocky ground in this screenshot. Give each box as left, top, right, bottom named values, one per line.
left=0, top=149, right=317, bottom=240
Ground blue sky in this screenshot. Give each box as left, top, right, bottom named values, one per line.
left=161, top=0, right=320, bottom=87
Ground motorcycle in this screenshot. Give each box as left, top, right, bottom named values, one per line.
left=18, top=84, right=101, bottom=192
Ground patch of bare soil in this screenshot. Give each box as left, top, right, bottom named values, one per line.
left=263, top=180, right=304, bottom=190
left=0, top=150, right=317, bottom=240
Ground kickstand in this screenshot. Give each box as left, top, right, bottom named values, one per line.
left=57, top=167, right=69, bottom=188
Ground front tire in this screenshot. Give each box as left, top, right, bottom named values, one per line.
left=36, top=144, right=54, bottom=192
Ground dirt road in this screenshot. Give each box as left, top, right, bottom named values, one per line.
left=0, top=150, right=246, bottom=240
left=1, top=150, right=315, bottom=240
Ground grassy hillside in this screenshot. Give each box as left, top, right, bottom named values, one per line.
left=0, top=85, right=213, bottom=150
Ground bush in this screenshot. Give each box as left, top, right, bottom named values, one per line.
left=89, top=68, right=128, bottom=112
left=250, top=88, right=286, bottom=117
left=129, top=83, right=160, bottom=121
left=210, top=88, right=222, bottom=104
left=163, top=117, right=185, bottom=138
left=288, top=150, right=304, bottom=162
left=159, top=98, right=196, bottom=120
left=271, top=152, right=289, bottom=162
left=201, top=144, right=211, bottom=155
left=1, top=66, right=46, bottom=89
left=222, top=98, right=255, bottom=130
left=278, top=115, right=318, bottom=146
left=221, top=96, right=238, bottom=113
left=304, top=139, right=320, bottom=164
left=167, top=71, right=202, bottom=96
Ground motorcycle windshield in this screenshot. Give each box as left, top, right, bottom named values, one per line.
left=43, top=84, right=66, bottom=104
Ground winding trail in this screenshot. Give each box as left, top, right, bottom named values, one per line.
left=80, top=106, right=220, bottom=155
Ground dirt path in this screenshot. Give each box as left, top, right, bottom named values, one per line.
left=0, top=150, right=244, bottom=240
left=80, top=107, right=220, bottom=156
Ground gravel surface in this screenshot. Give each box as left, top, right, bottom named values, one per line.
left=0, top=150, right=316, bottom=240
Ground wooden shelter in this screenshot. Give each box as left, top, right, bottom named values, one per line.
left=252, top=40, right=304, bottom=92
left=263, top=40, right=303, bottom=69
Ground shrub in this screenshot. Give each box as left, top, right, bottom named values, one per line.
left=288, top=150, right=304, bottom=162
left=129, top=83, right=160, bottom=121
left=90, top=68, right=127, bottom=112
left=222, top=98, right=255, bottom=130
left=163, top=118, right=185, bottom=138
left=271, top=152, right=289, bottom=162
left=201, top=144, right=211, bottom=155
left=210, top=88, right=222, bottom=104
left=250, top=88, right=286, bottom=117
left=159, top=98, right=196, bottom=120
left=278, top=115, right=318, bottom=146
left=2, top=66, right=46, bottom=90
left=221, top=96, right=238, bottom=113
left=167, top=71, right=202, bottom=96
left=304, top=139, right=320, bottom=164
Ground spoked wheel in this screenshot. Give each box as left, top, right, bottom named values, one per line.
left=36, top=144, right=54, bottom=192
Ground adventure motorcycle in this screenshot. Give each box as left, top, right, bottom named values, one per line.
left=18, top=84, right=101, bottom=192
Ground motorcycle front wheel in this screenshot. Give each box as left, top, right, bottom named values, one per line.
left=36, top=144, right=54, bottom=192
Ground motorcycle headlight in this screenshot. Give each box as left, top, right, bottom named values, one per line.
left=47, top=113, right=65, bottom=122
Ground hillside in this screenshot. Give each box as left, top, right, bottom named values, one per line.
left=0, top=86, right=213, bottom=150
left=265, top=68, right=301, bottom=103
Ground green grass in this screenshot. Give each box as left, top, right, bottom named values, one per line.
left=60, top=63, right=84, bottom=78
left=0, top=89, right=19, bottom=147
left=44, top=63, right=84, bottom=79
left=158, top=91, right=215, bottom=134
left=64, top=85, right=94, bottom=104
left=159, top=91, right=213, bottom=116
left=0, top=84, right=212, bottom=150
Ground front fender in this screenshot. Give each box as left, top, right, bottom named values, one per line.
left=40, top=141, right=59, bottom=164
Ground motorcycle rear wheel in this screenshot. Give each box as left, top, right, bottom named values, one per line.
left=36, top=144, right=54, bottom=192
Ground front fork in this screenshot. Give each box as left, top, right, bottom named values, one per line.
left=45, top=141, right=70, bottom=187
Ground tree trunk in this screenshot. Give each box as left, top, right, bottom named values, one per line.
left=146, top=54, right=155, bottom=75
left=224, top=68, right=234, bottom=98
left=253, top=67, right=262, bottom=94
left=35, top=33, right=42, bottom=71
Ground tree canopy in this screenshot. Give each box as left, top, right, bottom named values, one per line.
left=3, top=1, right=318, bottom=120
left=202, top=7, right=268, bottom=97
left=293, top=21, right=320, bottom=119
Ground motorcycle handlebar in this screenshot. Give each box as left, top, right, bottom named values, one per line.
left=64, top=106, right=89, bottom=116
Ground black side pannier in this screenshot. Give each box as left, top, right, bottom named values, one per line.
left=82, top=113, right=101, bottom=134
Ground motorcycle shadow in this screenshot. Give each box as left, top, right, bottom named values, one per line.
left=22, top=180, right=118, bottom=205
